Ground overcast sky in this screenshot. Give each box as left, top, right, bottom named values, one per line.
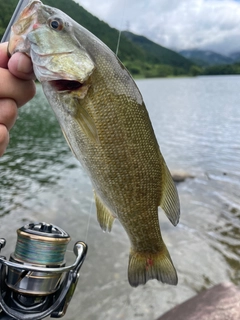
left=74, top=0, right=240, bottom=56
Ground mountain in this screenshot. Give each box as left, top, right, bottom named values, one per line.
left=0, top=0, right=194, bottom=77
left=229, top=52, right=240, bottom=63
left=122, top=31, right=193, bottom=70
left=179, top=49, right=233, bottom=67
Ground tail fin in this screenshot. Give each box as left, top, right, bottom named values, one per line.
left=128, top=246, right=178, bottom=287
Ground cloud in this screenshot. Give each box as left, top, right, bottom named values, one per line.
left=74, top=0, right=240, bottom=55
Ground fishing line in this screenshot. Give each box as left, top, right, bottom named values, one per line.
left=116, top=31, right=122, bottom=57
left=116, top=0, right=127, bottom=56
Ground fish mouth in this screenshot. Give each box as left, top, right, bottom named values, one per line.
left=49, top=80, right=83, bottom=92
left=49, top=79, right=90, bottom=99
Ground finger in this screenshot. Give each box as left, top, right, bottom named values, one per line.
left=0, top=42, right=9, bottom=69
left=8, top=52, right=35, bottom=80
left=0, top=68, right=36, bottom=107
left=0, top=125, right=9, bottom=157
left=0, top=99, right=18, bottom=130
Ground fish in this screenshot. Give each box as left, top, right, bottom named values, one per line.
left=8, top=0, right=180, bottom=287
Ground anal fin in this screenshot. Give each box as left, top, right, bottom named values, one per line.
left=94, top=191, right=115, bottom=232
left=159, top=160, right=180, bottom=226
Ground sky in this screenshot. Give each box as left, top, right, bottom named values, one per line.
left=74, top=0, right=240, bottom=56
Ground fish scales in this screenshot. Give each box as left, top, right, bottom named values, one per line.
left=8, top=0, right=180, bottom=287
left=56, top=52, right=162, bottom=215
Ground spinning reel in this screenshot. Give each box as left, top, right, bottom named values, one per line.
left=0, top=222, right=87, bottom=320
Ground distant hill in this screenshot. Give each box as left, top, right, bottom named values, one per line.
left=122, top=31, right=193, bottom=70
left=179, top=49, right=233, bottom=67
left=229, top=52, right=240, bottom=63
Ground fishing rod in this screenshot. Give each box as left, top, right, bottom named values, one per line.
left=1, top=0, right=30, bottom=43
left=0, top=222, right=87, bottom=320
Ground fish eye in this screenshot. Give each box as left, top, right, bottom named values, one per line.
left=48, top=18, right=63, bottom=31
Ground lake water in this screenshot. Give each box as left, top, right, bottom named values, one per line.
left=0, top=76, right=239, bottom=319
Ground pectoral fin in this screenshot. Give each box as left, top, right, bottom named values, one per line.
left=76, top=104, right=99, bottom=144
left=63, top=97, right=99, bottom=144
left=94, top=191, right=115, bottom=232
left=159, top=160, right=180, bottom=226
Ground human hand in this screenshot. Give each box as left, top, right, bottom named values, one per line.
left=0, top=42, right=36, bottom=156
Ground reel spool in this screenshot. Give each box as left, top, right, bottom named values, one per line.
left=0, top=222, right=87, bottom=320
left=7, top=222, right=71, bottom=296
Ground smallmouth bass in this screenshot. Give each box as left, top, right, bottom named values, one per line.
left=8, top=0, right=180, bottom=287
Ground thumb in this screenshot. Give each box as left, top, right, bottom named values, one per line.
left=8, top=52, right=35, bottom=80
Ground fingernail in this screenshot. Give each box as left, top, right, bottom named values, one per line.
left=17, top=53, right=32, bottom=74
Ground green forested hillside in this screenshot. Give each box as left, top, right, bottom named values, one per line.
left=123, top=31, right=192, bottom=69
left=0, top=0, right=19, bottom=38
left=122, top=31, right=193, bottom=76
left=0, top=0, right=194, bottom=77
